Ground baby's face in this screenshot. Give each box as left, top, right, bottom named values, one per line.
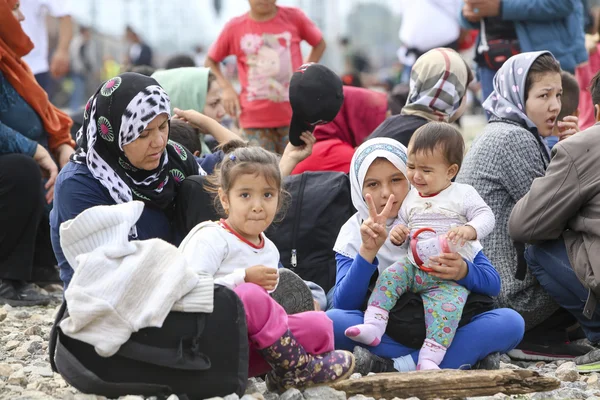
left=406, top=147, right=457, bottom=196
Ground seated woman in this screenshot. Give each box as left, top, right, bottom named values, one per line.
left=457, top=51, right=588, bottom=361
left=0, top=0, right=74, bottom=305
left=152, top=67, right=233, bottom=154
left=326, top=137, right=524, bottom=374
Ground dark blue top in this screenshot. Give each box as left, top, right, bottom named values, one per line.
left=0, top=71, right=47, bottom=155
left=51, top=151, right=224, bottom=286
left=332, top=251, right=501, bottom=311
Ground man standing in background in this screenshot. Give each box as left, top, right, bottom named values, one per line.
left=20, top=0, right=73, bottom=96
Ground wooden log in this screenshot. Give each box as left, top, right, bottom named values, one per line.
left=330, top=369, right=560, bottom=400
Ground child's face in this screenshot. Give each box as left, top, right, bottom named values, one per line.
left=525, top=72, right=562, bottom=138
left=362, top=159, right=409, bottom=217
left=407, top=147, right=458, bottom=196
left=219, top=173, right=279, bottom=243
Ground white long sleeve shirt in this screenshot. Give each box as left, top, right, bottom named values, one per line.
left=180, top=220, right=280, bottom=291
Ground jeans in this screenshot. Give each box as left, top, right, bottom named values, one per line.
left=525, top=238, right=600, bottom=343
left=477, top=64, right=496, bottom=105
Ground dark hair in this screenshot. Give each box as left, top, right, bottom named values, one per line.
left=387, top=84, right=410, bottom=115
left=204, top=142, right=288, bottom=218
left=169, top=120, right=202, bottom=154
left=207, top=71, right=217, bottom=92
left=408, top=122, right=465, bottom=172
left=165, top=54, right=196, bottom=70
left=558, top=71, right=580, bottom=120
left=590, top=69, right=600, bottom=107
left=524, top=53, right=561, bottom=103
left=124, top=65, right=157, bottom=76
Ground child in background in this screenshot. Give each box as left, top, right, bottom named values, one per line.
left=205, top=0, right=326, bottom=154
left=179, top=144, right=354, bottom=390
left=546, top=71, right=580, bottom=149
left=345, top=122, right=495, bottom=370
left=169, top=119, right=203, bottom=156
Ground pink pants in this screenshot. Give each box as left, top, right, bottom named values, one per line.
left=233, top=283, right=334, bottom=377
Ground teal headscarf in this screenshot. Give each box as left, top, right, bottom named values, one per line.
left=152, top=67, right=211, bottom=154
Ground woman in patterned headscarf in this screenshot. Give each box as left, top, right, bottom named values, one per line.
left=458, top=51, right=587, bottom=361
left=51, top=72, right=203, bottom=287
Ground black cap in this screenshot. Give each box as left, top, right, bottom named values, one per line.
left=288, top=63, right=344, bottom=146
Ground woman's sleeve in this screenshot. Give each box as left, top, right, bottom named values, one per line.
left=455, top=251, right=501, bottom=297
left=332, top=252, right=378, bottom=310
left=0, top=121, right=38, bottom=156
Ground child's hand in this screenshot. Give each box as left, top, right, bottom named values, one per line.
left=360, top=194, right=396, bottom=255
left=222, top=86, right=241, bottom=117
left=173, top=108, right=213, bottom=132
left=245, top=265, right=279, bottom=291
left=447, top=225, right=477, bottom=246
left=390, top=224, right=410, bottom=246
left=282, top=131, right=316, bottom=163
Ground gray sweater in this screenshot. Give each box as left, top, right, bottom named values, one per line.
left=457, top=120, right=558, bottom=329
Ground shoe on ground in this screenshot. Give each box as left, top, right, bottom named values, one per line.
left=270, top=268, right=315, bottom=314
left=31, top=265, right=61, bottom=285
left=508, top=338, right=591, bottom=361
left=0, top=280, right=51, bottom=306
left=473, top=352, right=501, bottom=370
left=353, top=346, right=396, bottom=375
left=576, top=347, right=600, bottom=373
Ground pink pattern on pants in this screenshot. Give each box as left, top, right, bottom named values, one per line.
left=233, top=283, right=334, bottom=377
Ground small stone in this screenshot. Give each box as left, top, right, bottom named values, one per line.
left=27, top=340, right=43, bottom=354
left=350, top=373, right=362, bottom=380
left=535, top=361, right=546, bottom=368
left=499, top=361, right=522, bottom=370
left=303, top=386, right=347, bottom=400
left=263, top=393, right=278, bottom=400
left=0, top=307, right=7, bottom=322
left=23, top=325, right=42, bottom=336
left=7, top=369, right=28, bottom=386
left=556, top=361, right=580, bottom=382
left=3, top=304, right=13, bottom=312
left=587, top=373, right=600, bottom=388
left=0, top=363, right=14, bottom=377
left=279, top=388, right=303, bottom=400
left=13, top=390, right=48, bottom=400
left=203, top=397, right=225, bottom=400
left=348, top=396, right=376, bottom=400
left=241, top=396, right=260, bottom=400
left=22, top=365, right=53, bottom=377
left=74, top=395, right=106, bottom=400
left=119, top=396, right=145, bottom=400
left=245, top=377, right=267, bottom=395
left=556, top=359, right=569, bottom=367
left=555, top=387, right=588, bottom=399
left=14, top=344, right=30, bottom=359
left=5, top=340, right=19, bottom=350
left=13, top=311, right=30, bottom=320
left=367, top=372, right=376, bottom=376
left=166, top=396, right=180, bottom=400
left=223, top=394, right=240, bottom=400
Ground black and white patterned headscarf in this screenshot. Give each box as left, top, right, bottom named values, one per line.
left=72, top=72, right=203, bottom=214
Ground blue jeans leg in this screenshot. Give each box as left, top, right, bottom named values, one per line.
left=477, top=65, right=496, bottom=120
left=326, top=307, right=524, bottom=368
left=525, top=238, right=600, bottom=343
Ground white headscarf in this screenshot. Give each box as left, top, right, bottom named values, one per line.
left=333, top=138, right=410, bottom=273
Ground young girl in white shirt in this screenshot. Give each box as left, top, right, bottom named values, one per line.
left=346, top=122, right=495, bottom=370
left=179, top=144, right=354, bottom=391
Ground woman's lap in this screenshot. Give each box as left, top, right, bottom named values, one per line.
left=327, top=307, right=524, bottom=368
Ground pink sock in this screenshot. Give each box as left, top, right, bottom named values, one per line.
left=344, top=306, right=388, bottom=346
left=417, top=338, right=447, bottom=370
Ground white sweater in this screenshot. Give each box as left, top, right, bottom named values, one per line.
left=180, top=220, right=280, bottom=291
left=398, top=183, right=495, bottom=261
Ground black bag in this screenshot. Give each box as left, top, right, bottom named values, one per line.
left=49, top=285, right=248, bottom=400
left=174, top=175, right=220, bottom=241
left=363, top=271, right=495, bottom=349
left=481, top=39, right=520, bottom=71
left=266, top=172, right=354, bottom=292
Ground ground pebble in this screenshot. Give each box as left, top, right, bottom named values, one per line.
left=279, top=388, right=303, bottom=400
left=556, top=361, right=580, bottom=382
left=303, top=386, right=347, bottom=400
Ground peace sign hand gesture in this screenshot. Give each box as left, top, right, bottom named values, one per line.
left=359, top=194, right=396, bottom=263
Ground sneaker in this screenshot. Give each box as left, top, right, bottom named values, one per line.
left=576, top=348, right=600, bottom=373
left=473, top=352, right=501, bottom=370
left=270, top=268, right=314, bottom=314
left=508, top=339, right=591, bottom=361
left=0, top=280, right=51, bottom=307
left=352, top=346, right=396, bottom=375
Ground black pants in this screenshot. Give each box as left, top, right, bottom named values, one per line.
left=0, top=154, right=45, bottom=281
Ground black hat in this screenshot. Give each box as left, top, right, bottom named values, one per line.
left=288, top=63, right=344, bottom=146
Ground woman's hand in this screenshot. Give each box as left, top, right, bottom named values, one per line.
left=279, top=132, right=316, bottom=177
left=557, top=115, right=580, bottom=142
left=55, top=143, right=74, bottom=169
left=428, top=252, right=469, bottom=281
left=244, top=265, right=279, bottom=291
left=33, top=144, right=59, bottom=204
left=359, top=194, right=396, bottom=262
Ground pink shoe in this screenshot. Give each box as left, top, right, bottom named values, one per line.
left=417, top=338, right=447, bottom=370
left=344, top=306, right=388, bottom=346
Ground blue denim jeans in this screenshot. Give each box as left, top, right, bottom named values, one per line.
left=525, top=238, right=600, bottom=343
left=477, top=65, right=496, bottom=106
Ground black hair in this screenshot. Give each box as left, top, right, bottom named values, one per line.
left=524, top=53, right=561, bottom=103
left=165, top=54, right=196, bottom=70
left=124, top=65, right=157, bottom=76
left=408, top=122, right=465, bottom=173
left=590, top=69, right=600, bottom=107
left=169, top=120, right=202, bottom=155
left=387, top=84, right=410, bottom=116
left=558, top=71, right=580, bottom=120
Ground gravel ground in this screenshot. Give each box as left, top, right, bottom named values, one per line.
left=2, top=302, right=600, bottom=400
